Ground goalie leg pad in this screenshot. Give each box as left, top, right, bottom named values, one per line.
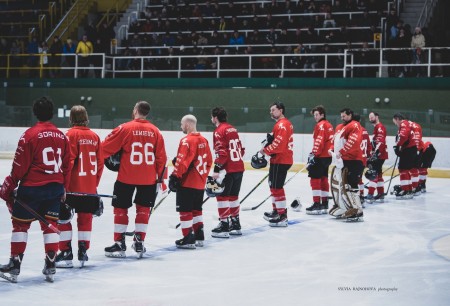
left=329, top=167, right=351, bottom=217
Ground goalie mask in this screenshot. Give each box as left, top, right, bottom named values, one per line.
left=105, top=151, right=122, bottom=172
left=205, top=176, right=225, bottom=197
left=251, top=152, right=267, bottom=169
left=364, top=168, right=378, bottom=181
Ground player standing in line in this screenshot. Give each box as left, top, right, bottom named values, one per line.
left=102, top=101, right=167, bottom=258
left=261, top=102, right=294, bottom=227
left=366, top=112, right=388, bottom=203
left=329, top=108, right=365, bottom=221
left=0, top=97, right=70, bottom=282
left=408, top=120, right=423, bottom=195
left=55, top=105, right=104, bottom=268
left=305, top=105, right=334, bottom=215
left=392, top=113, right=416, bottom=199
left=169, top=115, right=212, bottom=249
left=353, top=114, right=372, bottom=205
left=210, top=107, right=245, bottom=238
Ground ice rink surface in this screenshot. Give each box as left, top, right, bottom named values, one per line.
left=0, top=159, right=449, bottom=306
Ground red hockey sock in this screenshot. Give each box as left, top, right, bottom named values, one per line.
left=113, top=207, right=129, bottom=241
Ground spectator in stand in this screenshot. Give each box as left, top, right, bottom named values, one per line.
left=9, top=40, right=22, bottom=78
left=411, top=26, right=426, bottom=77
left=219, top=17, right=226, bottom=31
left=49, top=36, right=63, bottom=78
left=62, top=38, right=76, bottom=77
left=229, top=31, right=244, bottom=45
left=26, top=36, right=39, bottom=77
left=266, top=27, right=279, bottom=45
left=76, top=34, right=93, bottom=78
left=99, top=23, right=115, bottom=53
left=392, top=27, right=411, bottom=77
left=38, top=41, right=50, bottom=78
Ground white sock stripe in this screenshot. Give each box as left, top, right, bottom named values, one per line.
left=312, top=190, right=321, bottom=196
left=321, top=190, right=329, bottom=197
left=411, top=177, right=419, bottom=183
left=368, top=181, right=377, bottom=188
left=59, top=231, right=72, bottom=241
left=44, top=233, right=60, bottom=244
left=193, top=215, right=203, bottom=223
left=180, top=220, right=193, bottom=229
left=11, top=232, right=28, bottom=243
left=229, top=200, right=240, bottom=208
left=216, top=200, right=230, bottom=209
left=274, top=200, right=286, bottom=209
left=135, top=223, right=148, bottom=232
left=377, top=182, right=384, bottom=187
left=400, top=180, right=409, bottom=186
left=419, top=175, right=427, bottom=180
left=114, top=224, right=128, bottom=233
left=78, top=231, right=91, bottom=241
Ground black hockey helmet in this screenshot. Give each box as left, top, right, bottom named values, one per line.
left=364, top=168, right=378, bottom=181
left=105, top=151, right=122, bottom=172
left=391, top=184, right=402, bottom=195
left=205, top=176, right=225, bottom=197
left=251, top=152, right=267, bottom=169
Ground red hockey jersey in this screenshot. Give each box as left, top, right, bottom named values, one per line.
left=361, top=127, right=372, bottom=166
left=372, top=122, right=388, bottom=160
left=213, top=122, right=245, bottom=173
left=172, top=132, right=212, bottom=190
left=102, top=119, right=167, bottom=185
left=311, top=119, right=334, bottom=158
left=334, top=121, right=364, bottom=162
left=10, top=122, right=70, bottom=189
left=66, top=126, right=104, bottom=193
left=409, top=121, right=423, bottom=151
left=395, top=119, right=415, bottom=149
left=263, top=117, right=293, bottom=165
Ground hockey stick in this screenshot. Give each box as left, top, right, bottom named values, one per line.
left=67, top=192, right=116, bottom=199
left=239, top=173, right=269, bottom=205
left=13, top=197, right=60, bottom=234
left=242, top=164, right=307, bottom=211
left=385, top=156, right=399, bottom=196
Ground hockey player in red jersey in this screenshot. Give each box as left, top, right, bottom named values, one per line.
left=329, top=108, right=365, bottom=221
left=408, top=120, right=423, bottom=195
left=305, top=105, right=334, bottom=215
left=366, top=112, right=388, bottom=203
left=169, top=115, right=212, bottom=249
left=0, top=97, right=70, bottom=283
left=261, top=102, right=294, bottom=227
left=210, top=107, right=245, bottom=238
left=353, top=114, right=372, bottom=205
left=55, top=105, right=104, bottom=268
left=102, top=101, right=167, bottom=258
left=392, top=113, right=417, bottom=199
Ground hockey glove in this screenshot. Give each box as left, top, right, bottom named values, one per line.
left=393, top=145, right=401, bottom=156
left=262, top=133, right=274, bottom=147
left=306, top=153, right=316, bottom=170
left=168, top=175, right=181, bottom=192
left=0, top=175, right=17, bottom=202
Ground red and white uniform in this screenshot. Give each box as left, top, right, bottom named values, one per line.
left=409, top=121, right=423, bottom=189
left=334, top=121, right=364, bottom=162
left=59, top=126, right=104, bottom=252
left=102, top=119, right=167, bottom=185
left=213, top=122, right=245, bottom=173
left=102, top=119, right=167, bottom=243
left=372, top=122, right=388, bottom=160
left=263, top=117, right=294, bottom=164
left=311, top=119, right=334, bottom=158
left=310, top=119, right=334, bottom=204
left=361, top=127, right=372, bottom=166
left=173, top=132, right=212, bottom=237
left=213, top=122, right=245, bottom=220
left=9, top=121, right=70, bottom=257
left=10, top=122, right=70, bottom=189
left=395, top=119, right=415, bottom=192
left=172, top=132, right=212, bottom=189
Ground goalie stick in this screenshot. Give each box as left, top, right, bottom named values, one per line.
left=241, top=164, right=307, bottom=211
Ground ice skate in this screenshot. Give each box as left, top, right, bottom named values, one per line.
left=343, top=208, right=364, bottom=222
left=0, top=254, right=23, bottom=283
left=365, top=194, right=375, bottom=204
left=229, top=215, right=242, bottom=236
left=195, top=224, right=205, bottom=247
left=55, top=247, right=74, bottom=268
left=420, top=182, right=426, bottom=193
left=131, top=233, right=146, bottom=259
left=395, top=189, right=413, bottom=200
left=42, top=251, right=56, bottom=283
left=321, top=201, right=329, bottom=214
left=268, top=212, right=288, bottom=227
left=263, top=209, right=278, bottom=221
left=175, top=231, right=196, bottom=249
left=78, top=242, right=88, bottom=267
left=105, top=234, right=126, bottom=258
left=305, top=202, right=323, bottom=215
left=211, top=219, right=230, bottom=238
